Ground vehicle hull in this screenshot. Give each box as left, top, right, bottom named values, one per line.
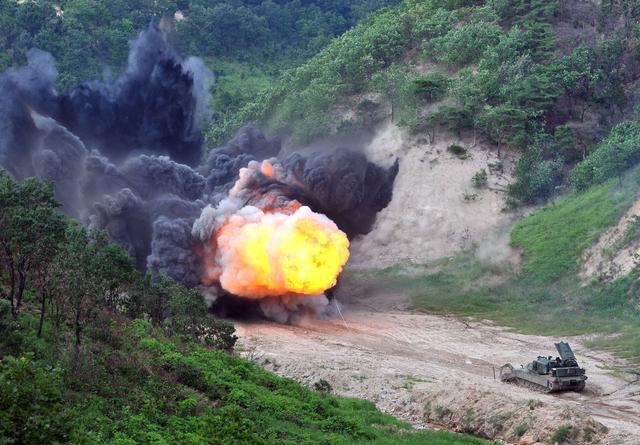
left=500, top=364, right=587, bottom=393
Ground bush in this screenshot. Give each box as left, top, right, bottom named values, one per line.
left=313, top=379, right=333, bottom=396
left=0, top=300, right=23, bottom=356
left=472, top=169, right=488, bottom=188
left=551, top=425, right=574, bottom=444
left=570, top=121, right=640, bottom=191
left=412, top=8, right=458, bottom=39
left=509, top=158, right=563, bottom=203
left=155, top=276, right=238, bottom=352
left=159, top=353, right=210, bottom=393
left=514, top=422, right=528, bottom=437
left=447, top=144, right=468, bottom=158
left=0, top=355, right=74, bottom=444
left=170, top=315, right=238, bottom=352
left=433, top=405, right=451, bottom=419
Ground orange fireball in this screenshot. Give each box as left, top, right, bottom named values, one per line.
left=214, top=206, right=349, bottom=298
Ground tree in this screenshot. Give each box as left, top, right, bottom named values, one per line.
left=552, top=45, right=601, bottom=121
left=370, top=65, right=408, bottom=122
left=426, top=22, right=503, bottom=66
left=51, top=225, right=108, bottom=361
left=0, top=173, right=66, bottom=319
left=91, top=233, right=136, bottom=311
left=476, top=105, right=528, bottom=159
left=411, top=71, right=450, bottom=102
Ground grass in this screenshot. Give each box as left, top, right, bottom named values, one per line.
left=351, top=165, right=640, bottom=362
left=551, top=425, right=574, bottom=444
left=510, top=170, right=640, bottom=282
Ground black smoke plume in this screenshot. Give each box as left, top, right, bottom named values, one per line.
left=0, top=25, right=398, bottom=319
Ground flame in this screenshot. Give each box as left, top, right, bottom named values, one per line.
left=214, top=205, right=349, bottom=298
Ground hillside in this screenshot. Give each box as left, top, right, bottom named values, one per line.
left=4, top=0, right=640, bottom=444
left=203, top=0, right=640, bottom=353
left=210, top=0, right=640, bottom=203
left=0, top=0, right=400, bottom=122
left=205, top=1, right=640, bottom=442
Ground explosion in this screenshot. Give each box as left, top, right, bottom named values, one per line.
left=214, top=205, right=349, bottom=298
left=0, top=25, right=398, bottom=321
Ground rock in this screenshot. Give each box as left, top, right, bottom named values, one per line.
left=517, top=435, right=535, bottom=445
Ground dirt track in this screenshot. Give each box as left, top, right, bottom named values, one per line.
left=235, top=292, right=640, bottom=444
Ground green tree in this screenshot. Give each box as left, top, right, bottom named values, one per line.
left=51, top=225, right=109, bottom=360
left=411, top=71, right=450, bottom=102
left=0, top=173, right=66, bottom=319
left=370, top=65, right=409, bottom=122
left=426, top=22, right=503, bottom=66
left=476, top=105, right=527, bottom=158
left=552, top=45, right=601, bottom=121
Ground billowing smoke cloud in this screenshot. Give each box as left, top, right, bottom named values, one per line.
left=0, top=25, right=398, bottom=321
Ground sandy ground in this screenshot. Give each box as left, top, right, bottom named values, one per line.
left=234, top=291, right=640, bottom=444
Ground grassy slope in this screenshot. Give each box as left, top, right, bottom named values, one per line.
left=5, top=310, right=490, bottom=445
left=354, top=164, right=640, bottom=361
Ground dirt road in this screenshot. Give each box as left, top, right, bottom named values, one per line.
left=235, top=295, right=640, bottom=444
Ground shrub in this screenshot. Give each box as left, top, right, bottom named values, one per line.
left=0, top=300, right=23, bottom=355
left=526, top=399, right=543, bottom=410
left=159, top=353, right=210, bottom=393
left=0, top=355, right=74, bottom=444
left=433, top=404, right=451, bottom=418
left=472, top=169, right=488, bottom=188
left=551, top=425, right=574, bottom=444
left=570, top=121, right=640, bottom=191
left=463, top=191, right=479, bottom=201
left=447, top=144, right=468, bottom=158
left=509, top=158, right=564, bottom=203
left=583, top=426, right=594, bottom=442
left=313, top=379, right=333, bottom=396
left=412, top=8, right=458, bottom=39
left=514, top=422, right=528, bottom=437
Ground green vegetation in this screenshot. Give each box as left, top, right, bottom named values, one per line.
left=8, top=0, right=640, bottom=205
left=570, top=121, right=640, bottom=191
left=510, top=177, right=635, bottom=282
left=1, top=170, right=492, bottom=443
left=514, top=423, right=528, bottom=437
left=472, top=169, right=488, bottom=188
left=0, top=0, right=399, bottom=123
left=447, top=144, right=468, bottom=158
left=212, top=0, right=640, bottom=204
left=551, top=425, right=575, bottom=444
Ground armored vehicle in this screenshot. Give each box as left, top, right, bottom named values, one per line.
left=500, top=341, right=587, bottom=392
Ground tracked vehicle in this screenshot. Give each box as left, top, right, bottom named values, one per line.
left=500, top=342, right=587, bottom=393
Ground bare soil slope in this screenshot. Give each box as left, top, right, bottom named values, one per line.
left=581, top=198, right=640, bottom=281
left=348, top=121, right=522, bottom=268
left=236, top=292, right=640, bottom=444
